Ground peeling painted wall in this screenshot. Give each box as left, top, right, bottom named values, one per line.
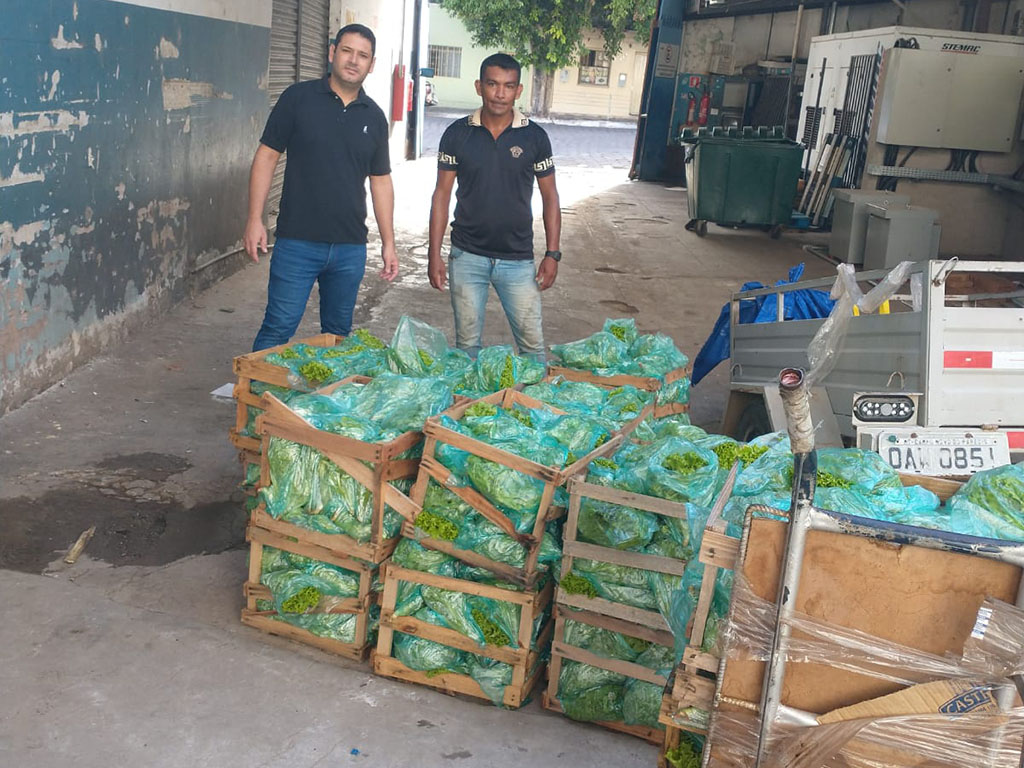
left=0, top=0, right=271, bottom=414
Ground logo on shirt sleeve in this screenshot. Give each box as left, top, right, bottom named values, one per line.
left=510, top=145, right=524, bottom=158
left=533, top=156, right=554, bottom=172
left=439, top=151, right=458, bottom=165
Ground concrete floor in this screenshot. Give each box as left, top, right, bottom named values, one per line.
left=0, top=153, right=831, bottom=767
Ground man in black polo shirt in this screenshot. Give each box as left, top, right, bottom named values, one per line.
left=244, top=24, right=397, bottom=351
left=427, top=53, right=561, bottom=362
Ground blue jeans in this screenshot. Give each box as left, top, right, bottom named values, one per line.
left=448, top=246, right=545, bottom=361
left=252, top=238, right=366, bottom=351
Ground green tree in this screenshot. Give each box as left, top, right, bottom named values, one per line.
left=439, top=0, right=657, bottom=115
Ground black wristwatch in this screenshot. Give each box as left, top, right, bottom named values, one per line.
left=544, top=250, right=562, bottom=262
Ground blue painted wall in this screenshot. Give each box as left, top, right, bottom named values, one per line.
left=0, top=1, right=270, bottom=413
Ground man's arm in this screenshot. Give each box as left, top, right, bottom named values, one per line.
left=427, top=169, right=457, bottom=291
left=535, top=172, right=561, bottom=291
left=369, top=174, right=398, bottom=282
left=244, top=144, right=281, bottom=263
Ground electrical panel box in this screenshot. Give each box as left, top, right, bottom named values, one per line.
left=876, top=48, right=1024, bottom=152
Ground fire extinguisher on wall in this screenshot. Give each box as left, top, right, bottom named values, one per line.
left=697, top=88, right=710, bottom=126
left=391, top=64, right=407, bottom=122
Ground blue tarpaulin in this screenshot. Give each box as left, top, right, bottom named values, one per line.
left=692, top=264, right=836, bottom=385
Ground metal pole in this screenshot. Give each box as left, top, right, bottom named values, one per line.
left=782, top=3, right=805, bottom=139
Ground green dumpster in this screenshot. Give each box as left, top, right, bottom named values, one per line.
left=680, top=127, right=802, bottom=238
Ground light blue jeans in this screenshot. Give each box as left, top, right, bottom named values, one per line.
left=448, top=246, right=545, bottom=361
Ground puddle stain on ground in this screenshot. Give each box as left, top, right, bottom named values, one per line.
left=0, top=452, right=246, bottom=573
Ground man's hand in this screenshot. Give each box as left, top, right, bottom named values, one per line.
left=244, top=218, right=268, bottom=263
left=428, top=254, right=447, bottom=290
left=536, top=255, right=558, bottom=291
left=380, top=243, right=399, bottom=282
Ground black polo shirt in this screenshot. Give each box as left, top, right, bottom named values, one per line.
left=260, top=77, right=390, bottom=244
left=438, top=109, right=555, bottom=260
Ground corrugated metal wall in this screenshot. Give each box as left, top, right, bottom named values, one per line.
left=267, top=0, right=329, bottom=218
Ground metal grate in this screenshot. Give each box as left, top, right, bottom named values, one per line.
left=802, top=106, right=823, bottom=149
left=840, top=53, right=880, bottom=188
left=297, top=0, right=329, bottom=81
left=428, top=45, right=462, bottom=78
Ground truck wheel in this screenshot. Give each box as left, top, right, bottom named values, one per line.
left=736, top=401, right=771, bottom=442
left=695, top=220, right=708, bottom=237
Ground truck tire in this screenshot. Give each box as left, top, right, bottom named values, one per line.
left=736, top=401, right=771, bottom=442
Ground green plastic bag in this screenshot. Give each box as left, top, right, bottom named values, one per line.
left=948, top=462, right=1024, bottom=541
left=387, top=316, right=449, bottom=376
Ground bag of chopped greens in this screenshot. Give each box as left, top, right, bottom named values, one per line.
left=387, top=316, right=449, bottom=376
left=551, top=331, right=630, bottom=371
left=948, top=463, right=1024, bottom=541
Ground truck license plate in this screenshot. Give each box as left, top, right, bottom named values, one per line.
left=877, top=430, right=1011, bottom=475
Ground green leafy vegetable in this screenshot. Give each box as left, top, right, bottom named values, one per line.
left=418, top=349, right=435, bottom=368
left=711, top=442, right=770, bottom=469
left=624, top=635, right=651, bottom=654
left=298, top=360, right=333, bottom=385
left=620, top=402, right=640, bottom=415
left=281, top=585, right=320, bottom=613
left=593, top=458, right=618, bottom=470
left=278, top=347, right=301, bottom=360
left=353, top=328, right=387, bottom=349
left=663, top=452, right=708, bottom=474
left=322, top=345, right=363, bottom=358
left=498, top=354, right=516, bottom=389
left=464, top=402, right=497, bottom=419
left=416, top=511, right=459, bottom=541
left=472, top=608, right=511, bottom=646
left=508, top=408, right=533, bottom=428
left=664, top=741, right=701, bottom=768
left=561, top=572, right=598, bottom=598
left=607, top=324, right=629, bottom=342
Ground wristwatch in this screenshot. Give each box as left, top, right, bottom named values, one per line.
left=544, top=250, right=562, bottom=262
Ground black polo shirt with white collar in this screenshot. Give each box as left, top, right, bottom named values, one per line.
left=260, top=76, right=390, bottom=244
left=438, top=108, right=555, bottom=260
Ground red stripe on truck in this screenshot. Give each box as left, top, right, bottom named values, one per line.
left=1008, top=432, right=1024, bottom=451
left=944, top=350, right=993, bottom=369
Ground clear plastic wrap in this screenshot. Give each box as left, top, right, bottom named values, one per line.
left=947, top=462, right=1024, bottom=542
left=386, top=315, right=449, bottom=376
left=706, top=573, right=1024, bottom=768
left=806, top=261, right=913, bottom=388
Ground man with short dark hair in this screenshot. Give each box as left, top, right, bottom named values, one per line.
left=244, top=23, right=397, bottom=352
left=427, top=52, right=561, bottom=362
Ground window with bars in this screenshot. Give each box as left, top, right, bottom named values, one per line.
left=578, top=49, right=610, bottom=86
left=428, top=45, right=462, bottom=78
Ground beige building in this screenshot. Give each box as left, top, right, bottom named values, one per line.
left=427, top=3, right=647, bottom=120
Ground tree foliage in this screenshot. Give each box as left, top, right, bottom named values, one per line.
left=440, top=0, right=657, bottom=73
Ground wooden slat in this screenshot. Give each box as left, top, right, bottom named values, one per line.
left=671, top=669, right=716, bottom=709
left=250, top=505, right=393, bottom=563
left=380, top=611, right=527, bottom=665
left=240, top=610, right=371, bottom=662
left=546, top=365, right=662, bottom=391
left=399, top=523, right=538, bottom=587
left=423, top=421, right=561, bottom=483
left=371, top=653, right=543, bottom=709
left=900, top=472, right=963, bottom=502
left=417, top=456, right=529, bottom=543
left=555, top=604, right=675, bottom=648
left=385, top=564, right=536, bottom=606
left=682, top=646, right=720, bottom=674
left=699, top=529, right=740, bottom=570
left=552, top=641, right=668, bottom=687
left=541, top=693, right=664, bottom=745
left=233, top=334, right=343, bottom=387
left=246, top=523, right=376, bottom=575
left=229, top=429, right=262, bottom=453
left=568, top=478, right=692, bottom=520
left=261, top=395, right=385, bottom=462
left=555, top=589, right=670, bottom=631
left=563, top=540, right=689, bottom=577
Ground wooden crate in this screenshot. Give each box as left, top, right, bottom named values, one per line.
left=256, top=375, right=422, bottom=563
left=546, top=364, right=691, bottom=419
left=373, top=562, right=554, bottom=708
left=557, top=477, right=695, bottom=631
left=542, top=604, right=672, bottom=745
left=238, top=448, right=261, bottom=495
left=230, top=333, right=346, bottom=453
left=405, top=388, right=624, bottom=587
left=657, top=469, right=741, bottom=742
left=241, top=521, right=377, bottom=662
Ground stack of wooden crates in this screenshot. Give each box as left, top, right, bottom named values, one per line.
left=372, top=388, right=623, bottom=708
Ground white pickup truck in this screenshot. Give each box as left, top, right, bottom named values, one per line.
left=722, top=259, right=1024, bottom=475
